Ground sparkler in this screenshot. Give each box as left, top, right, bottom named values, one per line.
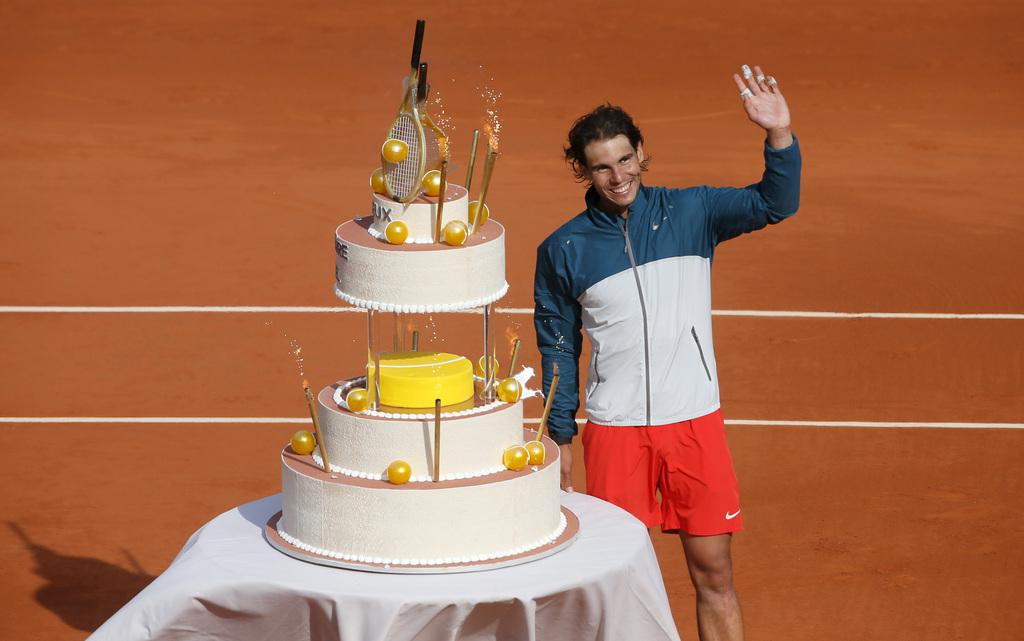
left=471, top=144, right=497, bottom=235
left=464, top=129, right=480, bottom=193
left=535, top=363, right=560, bottom=443
left=435, top=158, right=448, bottom=243
left=507, top=338, right=521, bottom=378
left=433, top=398, right=442, bottom=481
left=302, top=379, right=331, bottom=472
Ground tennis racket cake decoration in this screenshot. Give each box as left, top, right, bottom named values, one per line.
left=383, top=19, right=428, bottom=203
left=417, top=61, right=448, bottom=174
left=370, top=18, right=501, bottom=245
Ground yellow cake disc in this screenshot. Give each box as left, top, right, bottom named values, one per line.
left=378, top=351, right=474, bottom=408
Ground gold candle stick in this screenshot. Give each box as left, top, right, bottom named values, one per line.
left=535, top=363, right=560, bottom=442
left=433, top=398, right=442, bottom=482
left=464, top=129, right=480, bottom=193
left=506, top=338, right=521, bottom=378
left=434, top=158, right=448, bottom=243
left=303, top=379, right=331, bottom=472
left=471, top=147, right=497, bottom=235
left=411, top=329, right=420, bottom=351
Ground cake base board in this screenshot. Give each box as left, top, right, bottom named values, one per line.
left=263, top=506, right=579, bottom=574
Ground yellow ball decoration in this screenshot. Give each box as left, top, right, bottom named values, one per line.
left=475, top=355, right=501, bottom=379
left=443, top=220, right=469, bottom=246
left=385, top=220, right=409, bottom=244
left=382, top=138, right=409, bottom=163
left=468, top=201, right=490, bottom=227
left=525, top=440, right=546, bottom=465
left=346, top=388, right=369, bottom=413
left=503, top=445, right=529, bottom=471
left=290, top=430, right=316, bottom=455
left=422, top=170, right=442, bottom=197
left=496, top=377, right=522, bottom=403
left=370, top=167, right=387, bottom=194
left=387, top=460, right=412, bottom=484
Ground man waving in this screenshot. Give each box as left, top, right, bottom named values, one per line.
left=534, top=64, right=800, bottom=641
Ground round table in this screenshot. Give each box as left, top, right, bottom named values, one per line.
left=88, top=492, right=681, bottom=641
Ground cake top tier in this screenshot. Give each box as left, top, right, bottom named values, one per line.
left=368, top=184, right=469, bottom=245
left=334, top=218, right=508, bottom=312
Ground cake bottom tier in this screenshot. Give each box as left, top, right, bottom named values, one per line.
left=279, top=433, right=563, bottom=566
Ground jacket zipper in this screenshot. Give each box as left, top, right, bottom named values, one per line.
left=691, top=327, right=712, bottom=381
left=619, top=217, right=652, bottom=426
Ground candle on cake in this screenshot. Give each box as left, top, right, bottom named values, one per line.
left=433, top=398, right=442, bottom=481
left=527, top=363, right=560, bottom=465
left=302, top=379, right=331, bottom=473
left=464, top=128, right=480, bottom=193
left=470, top=145, right=497, bottom=235
left=536, top=363, right=560, bottom=442
left=507, top=338, right=522, bottom=378
left=434, top=157, right=448, bottom=243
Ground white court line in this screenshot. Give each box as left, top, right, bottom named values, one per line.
left=0, top=306, right=1021, bottom=319
left=1, top=417, right=1021, bottom=429
left=0, top=306, right=364, bottom=314
left=724, top=419, right=1024, bottom=429
left=0, top=417, right=308, bottom=424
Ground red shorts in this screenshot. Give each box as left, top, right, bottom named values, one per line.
left=582, top=409, right=743, bottom=535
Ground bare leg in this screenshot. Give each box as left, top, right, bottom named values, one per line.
left=681, top=533, right=744, bottom=641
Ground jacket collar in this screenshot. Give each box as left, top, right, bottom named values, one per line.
left=585, top=183, right=651, bottom=228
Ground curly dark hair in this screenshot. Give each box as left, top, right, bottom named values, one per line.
left=564, top=104, right=649, bottom=182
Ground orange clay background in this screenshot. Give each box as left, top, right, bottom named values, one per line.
left=1, top=1, right=1022, bottom=639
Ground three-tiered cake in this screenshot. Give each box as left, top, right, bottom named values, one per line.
left=265, top=177, right=577, bottom=572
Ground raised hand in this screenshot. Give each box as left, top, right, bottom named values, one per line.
left=733, top=64, right=793, bottom=149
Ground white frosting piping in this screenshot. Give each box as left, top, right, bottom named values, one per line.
left=334, top=282, right=509, bottom=313
left=310, top=450, right=506, bottom=483
left=276, top=512, right=568, bottom=567
left=332, top=385, right=506, bottom=419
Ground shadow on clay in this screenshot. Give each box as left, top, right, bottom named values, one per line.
left=7, top=521, right=156, bottom=632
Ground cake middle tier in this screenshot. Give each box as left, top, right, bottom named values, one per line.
left=335, top=218, right=507, bottom=312
left=317, top=384, right=523, bottom=482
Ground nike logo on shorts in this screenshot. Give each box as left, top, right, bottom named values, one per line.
left=725, top=509, right=741, bottom=520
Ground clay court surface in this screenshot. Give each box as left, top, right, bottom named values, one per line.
left=1, top=1, right=1022, bottom=639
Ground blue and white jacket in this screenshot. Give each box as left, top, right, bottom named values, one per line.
left=534, top=138, right=802, bottom=444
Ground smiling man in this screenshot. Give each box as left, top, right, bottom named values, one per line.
left=534, top=65, right=801, bottom=641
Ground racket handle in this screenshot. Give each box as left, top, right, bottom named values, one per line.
left=418, top=62, right=429, bottom=103
left=411, top=19, right=426, bottom=70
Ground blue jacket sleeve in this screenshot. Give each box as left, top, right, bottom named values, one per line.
left=702, top=136, right=802, bottom=245
left=533, top=239, right=583, bottom=445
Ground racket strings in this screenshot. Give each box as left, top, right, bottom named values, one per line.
left=386, top=115, right=421, bottom=201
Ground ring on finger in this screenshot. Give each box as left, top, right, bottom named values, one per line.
left=767, top=76, right=778, bottom=86
left=739, top=88, right=753, bottom=98
left=755, top=74, right=766, bottom=83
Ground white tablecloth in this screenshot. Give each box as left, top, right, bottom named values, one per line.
left=89, top=492, right=680, bottom=641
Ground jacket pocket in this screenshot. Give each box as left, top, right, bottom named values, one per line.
left=690, top=326, right=712, bottom=382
